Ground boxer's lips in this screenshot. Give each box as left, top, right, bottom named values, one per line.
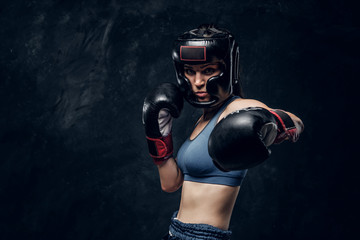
left=195, top=91, right=209, bottom=98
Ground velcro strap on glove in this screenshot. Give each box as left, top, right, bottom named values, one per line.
left=146, top=133, right=173, bottom=165
left=270, top=109, right=298, bottom=143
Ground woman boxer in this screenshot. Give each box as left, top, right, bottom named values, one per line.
left=143, top=24, right=304, bottom=240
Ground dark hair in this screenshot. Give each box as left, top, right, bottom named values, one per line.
left=192, top=24, right=244, bottom=98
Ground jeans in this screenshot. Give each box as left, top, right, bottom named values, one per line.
left=162, top=211, right=232, bottom=240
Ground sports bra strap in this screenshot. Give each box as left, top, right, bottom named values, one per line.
left=208, top=96, right=240, bottom=126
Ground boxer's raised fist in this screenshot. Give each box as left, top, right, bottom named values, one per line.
left=142, top=83, right=183, bottom=165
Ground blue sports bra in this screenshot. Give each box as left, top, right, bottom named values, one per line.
left=176, top=96, right=248, bottom=187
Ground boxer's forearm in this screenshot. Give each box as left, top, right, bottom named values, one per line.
left=157, top=157, right=184, bottom=193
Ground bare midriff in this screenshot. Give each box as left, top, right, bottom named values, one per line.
left=176, top=180, right=240, bottom=230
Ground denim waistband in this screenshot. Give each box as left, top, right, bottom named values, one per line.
left=168, top=211, right=232, bottom=240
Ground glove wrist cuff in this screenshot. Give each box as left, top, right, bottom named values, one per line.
left=270, top=109, right=298, bottom=143
left=146, top=133, right=173, bottom=165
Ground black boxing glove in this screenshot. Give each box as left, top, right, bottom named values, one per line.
left=269, top=109, right=302, bottom=144
left=142, top=83, right=183, bottom=165
left=208, top=107, right=278, bottom=171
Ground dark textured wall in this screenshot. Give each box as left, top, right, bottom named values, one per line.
left=0, top=0, right=358, bottom=239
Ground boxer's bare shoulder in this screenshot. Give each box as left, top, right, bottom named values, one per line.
left=218, top=98, right=270, bottom=122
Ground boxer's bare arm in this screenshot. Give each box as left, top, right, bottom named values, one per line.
left=157, top=157, right=183, bottom=193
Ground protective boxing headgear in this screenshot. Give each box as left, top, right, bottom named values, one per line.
left=172, top=25, right=240, bottom=108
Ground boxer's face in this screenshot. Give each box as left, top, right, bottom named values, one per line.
left=184, top=62, right=221, bottom=102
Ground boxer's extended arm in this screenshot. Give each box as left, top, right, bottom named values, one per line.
left=222, top=99, right=304, bottom=144
left=208, top=99, right=304, bottom=171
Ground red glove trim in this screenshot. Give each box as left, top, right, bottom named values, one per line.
left=270, top=109, right=298, bottom=144
left=146, top=133, right=173, bottom=165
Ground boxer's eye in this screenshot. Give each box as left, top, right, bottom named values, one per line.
left=202, top=67, right=217, bottom=75
left=184, top=68, right=195, bottom=76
